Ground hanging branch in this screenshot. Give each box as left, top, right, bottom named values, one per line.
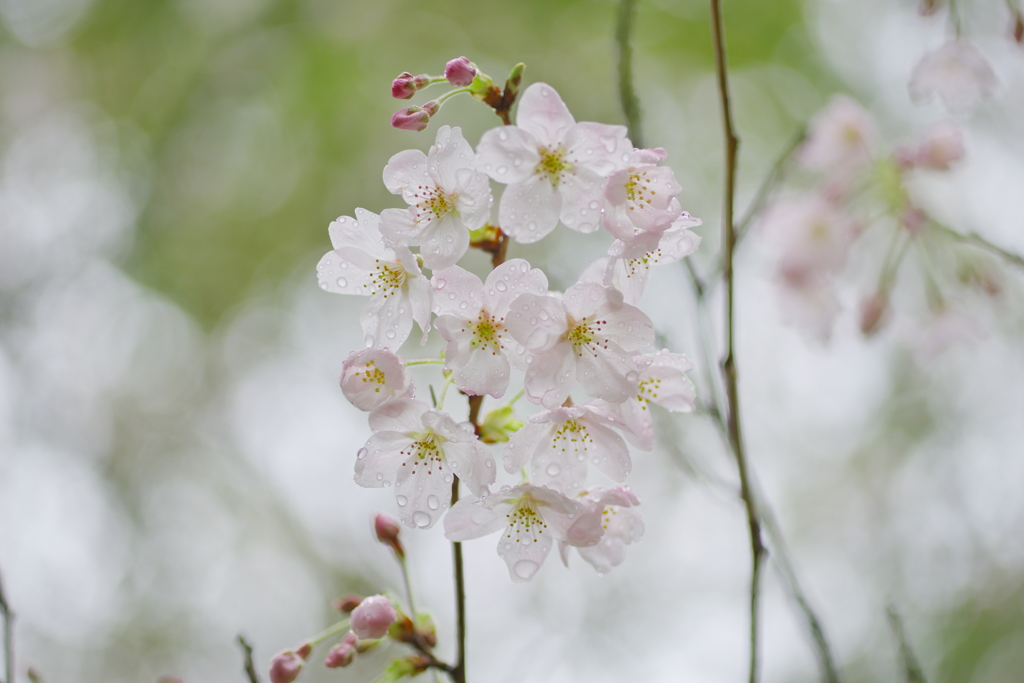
left=706, top=2, right=767, bottom=683
left=0, top=567, right=13, bottom=683
left=237, top=635, right=261, bottom=683
left=616, top=0, right=645, bottom=148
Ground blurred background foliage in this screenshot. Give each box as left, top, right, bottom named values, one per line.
left=1, top=0, right=1023, bottom=682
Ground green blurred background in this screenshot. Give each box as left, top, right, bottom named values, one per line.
left=2, top=0, right=1023, bottom=681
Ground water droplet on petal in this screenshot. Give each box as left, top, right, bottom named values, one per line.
left=386, top=329, right=397, bottom=339
left=357, top=448, right=367, bottom=460
left=427, top=495, right=440, bottom=510
left=436, top=277, right=446, bottom=289
left=495, top=281, right=507, bottom=292
left=337, top=277, right=347, bottom=288
left=546, top=463, right=561, bottom=476
left=626, top=371, right=639, bottom=383
left=513, top=559, right=539, bottom=580
left=397, top=495, right=408, bottom=506
left=588, top=201, right=599, bottom=210
left=413, top=511, right=432, bottom=528
left=497, top=166, right=508, bottom=175
left=376, top=472, right=384, bottom=480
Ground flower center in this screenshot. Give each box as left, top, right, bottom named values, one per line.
left=469, top=310, right=504, bottom=353
left=356, top=360, right=387, bottom=393
left=412, top=185, right=456, bottom=224
left=505, top=496, right=548, bottom=543
left=625, top=170, right=656, bottom=210
left=536, top=146, right=571, bottom=187
left=635, top=376, right=664, bottom=409
left=371, top=260, right=408, bottom=298
left=400, top=431, right=446, bottom=477
left=552, top=419, right=594, bottom=453
left=564, top=316, right=610, bottom=357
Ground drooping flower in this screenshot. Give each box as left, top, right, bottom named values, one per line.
left=431, top=258, right=548, bottom=398
left=502, top=402, right=632, bottom=496
left=475, top=82, right=632, bottom=243
left=380, top=125, right=492, bottom=269
left=593, top=350, right=696, bottom=452
left=316, top=208, right=432, bottom=350
left=505, top=280, right=655, bottom=409
left=912, top=121, right=965, bottom=171
left=798, top=95, right=876, bottom=188
left=355, top=398, right=495, bottom=529
left=602, top=147, right=684, bottom=241
left=581, top=212, right=702, bottom=305
left=559, top=486, right=644, bottom=575
left=444, top=483, right=598, bottom=582
left=761, top=195, right=859, bottom=288
left=909, top=40, right=998, bottom=113
left=339, top=348, right=413, bottom=411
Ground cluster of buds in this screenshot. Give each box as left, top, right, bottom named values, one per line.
left=319, top=66, right=702, bottom=582
left=390, top=56, right=525, bottom=131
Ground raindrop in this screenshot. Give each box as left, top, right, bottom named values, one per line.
left=397, top=495, right=408, bottom=506
left=376, top=472, right=384, bottom=480
left=513, top=560, right=539, bottom=580
left=498, top=131, right=508, bottom=141
left=435, top=277, right=447, bottom=289
left=337, top=277, right=348, bottom=288
left=497, top=166, right=508, bottom=175
left=413, top=511, right=432, bottom=528
left=427, top=495, right=440, bottom=510
left=495, top=281, right=507, bottom=292
left=513, top=158, right=522, bottom=167
left=546, top=463, right=562, bottom=476
left=382, top=481, right=391, bottom=488
left=625, top=371, right=639, bottom=383
left=386, top=329, right=397, bottom=340
left=357, top=448, right=368, bottom=460
left=588, top=201, right=599, bottom=210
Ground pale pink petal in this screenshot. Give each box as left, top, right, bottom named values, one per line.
left=515, top=83, right=576, bottom=148
left=443, top=440, right=496, bottom=496
left=368, top=398, right=429, bottom=433
left=360, top=287, right=414, bottom=349
left=452, top=343, right=511, bottom=398
left=563, top=121, right=632, bottom=177
left=574, top=341, right=639, bottom=404
left=340, top=349, right=412, bottom=412
left=444, top=495, right=509, bottom=541
left=576, top=505, right=644, bottom=573
left=428, top=125, right=475, bottom=190
left=327, top=209, right=391, bottom=256
left=316, top=250, right=374, bottom=295
left=419, top=212, right=470, bottom=270
left=354, top=432, right=409, bottom=488
left=431, top=266, right=483, bottom=317
left=505, top=293, right=568, bottom=354
left=394, top=455, right=453, bottom=529
left=383, top=149, right=431, bottom=200
left=476, top=126, right=541, bottom=185
left=498, top=175, right=561, bottom=244
left=524, top=342, right=576, bottom=408
left=482, top=259, right=549, bottom=319
left=641, top=350, right=697, bottom=412
left=557, top=165, right=606, bottom=234
left=378, top=207, right=423, bottom=248
left=452, top=167, right=493, bottom=229
left=502, top=421, right=548, bottom=473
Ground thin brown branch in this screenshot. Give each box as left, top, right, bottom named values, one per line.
left=707, top=3, right=766, bottom=683
left=0, top=567, right=13, bottom=683
left=236, top=635, right=260, bottom=683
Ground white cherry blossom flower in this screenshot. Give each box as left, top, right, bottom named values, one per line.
left=316, top=208, right=432, bottom=349
left=603, top=147, right=684, bottom=241
left=355, top=398, right=496, bottom=529
left=380, top=125, right=492, bottom=269
left=909, top=40, right=998, bottom=113
left=476, top=82, right=632, bottom=243
left=444, top=483, right=598, bottom=582
left=502, top=402, right=632, bottom=496
left=761, top=195, right=859, bottom=288
left=431, top=258, right=548, bottom=398
left=558, top=486, right=644, bottom=575
left=594, top=350, right=696, bottom=452
left=580, top=213, right=702, bottom=305
left=339, top=348, right=414, bottom=412
left=505, top=281, right=655, bottom=409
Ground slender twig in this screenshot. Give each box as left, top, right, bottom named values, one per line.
left=735, top=129, right=804, bottom=242
left=448, top=476, right=467, bottom=683
left=886, top=605, right=927, bottom=683
left=237, top=635, right=260, bottom=683
left=616, top=0, right=644, bottom=147
left=0, top=567, right=12, bottom=683
left=707, top=3, right=766, bottom=683
left=932, top=222, right=1024, bottom=272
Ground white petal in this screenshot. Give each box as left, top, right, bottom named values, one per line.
left=483, top=258, right=549, bottom=319
left=444, top=440, right=496, bottom=497
left=524, top=342, right=576, bottom=409
left=502, top=421, right=547, bottom=473
left=394, top=454, right=453, bottom=529
left=476, top=125, right=540, bottom=185
left=419, top=213, right=469, bottom=270
left=340, top=349, right=412, bottom=412
left=317, top=249, right=373, bottom=295
left=328, top=209, right=391, bottom=257
left=368, top=398, right=429, bottom=433
left=515, top=83, right=576, bottom=148
left=383, top=149, right=431, bottom=200
left=557, top=165, right=606, bottom=234
left=354, top=432, right=409, bottom=488
left=444, top=495, right=508, bottom=541
left=431, top=266, right=483, bottom=317
left=428, top=125, right=475, bottom=190
left=563, top=121, right=632, bottom=176
left=504, top=293, right=567, bottom=354
left=575, top=342, right=639, bottom=404
left=498, top=175, right=561, bottom=244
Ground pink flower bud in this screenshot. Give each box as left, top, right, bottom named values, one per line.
left=916, top=122, right=964, bottom=171
left=374, top=513, right=405, bottom=558
left=350, top=595, right=397, bottom=640
left=858, top=291, right=888, bottom=336
left=1014, top=11, right=1024, bottom=44
left=391, top=72, right=431, bottom=99
left=391, top=101, right=438, bottom=132
left=268, top=649, right=308, bottom=683
left=445, top=56, right=476, bottom=86
left=324, top=633, right=358, bottom=669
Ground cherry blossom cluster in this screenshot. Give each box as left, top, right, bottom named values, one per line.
left=318, top=77, right=700, bottom=582
left=762, top=93, right=1001, bottom=345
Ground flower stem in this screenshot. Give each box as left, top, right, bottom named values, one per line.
left=707, top=2, right=766, bottom=683
left=616, top=0, right=644, bottom=148
left=399, top=556, right=418, bottom=618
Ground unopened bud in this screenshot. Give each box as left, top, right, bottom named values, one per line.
left=391, top=72, right=431, bottom=99
left=445, top=56, right=476, bottom=86
left=387, top=611, right=417, bottom=643
left=333, top=593, right=363, bottom=613
left=374, top=513, right=404, bottom=558
left=269, top=649, right=308, bottom=683
left=478, top=405, right=523, bottom=444
left=324, top=633, right=358, bottom=669
left=858, top=291, right=889, bottom=336
left=1013, top=10, right=1024, bottom=44
left=383, top=655, right=431, bottom=680
left=351, top=595, right=398, bottom=640
left=416, top=613, right=438, bottom=648
left=390, top=101, right=439, bottom=132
